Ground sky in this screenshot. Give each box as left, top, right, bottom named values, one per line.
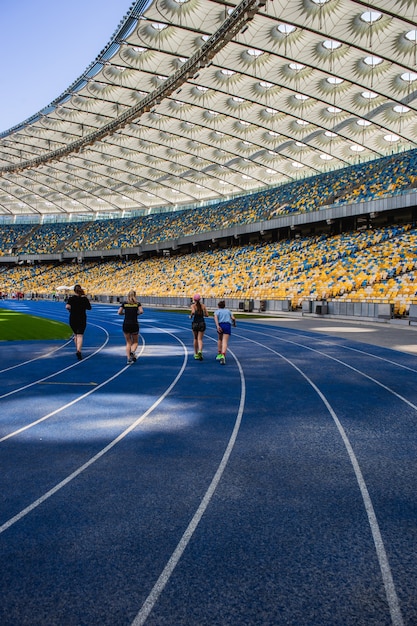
left=1, top=0, right=134, bottom=133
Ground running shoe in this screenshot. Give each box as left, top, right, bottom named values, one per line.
left=219, top=355, right=226, bottom=365
left=197, top=351, right=203, bottom=360
left=130, top=352, right=137, bottom=362
left=216, top=353, right=223, bottom=360
left=76, top=351, right=82, bottom=360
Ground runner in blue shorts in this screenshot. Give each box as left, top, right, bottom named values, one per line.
left=214, top=300, right=236, bottom=365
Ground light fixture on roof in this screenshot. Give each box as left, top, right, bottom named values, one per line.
left=277, top=23, right=296, bottom=35
left=356, top=119, right=371, bottom=127
left=324, top=131, right=336, bottom=137
left=360, top=10, right=382, bottom=24
left=320, top=154, right=333, bottom=160
left=393, top=105, right=410, bottom=114
left=296, top=119, right=308, bottom=125
left=364, top=55, right=383, bottom=66
left=327, top=76, right=343, bottom=85
left=350, top=144, right=365, bottom=152
left=247, top=49, right=263, bottom=57
left=405, top=30, right=417, bottom=42
left=322, top=40, right=342, bottom=51
left=292, top=162, right=303, bottom=168
left=327, top=106, right=341, bottom=113
left=152, top=22, right=167, bottom=30
left=401, top=72, right=417, bottom=83
left=361, top=91, right=378, bottom=99
left=384, top=134, right=400, bottom=143
left=289, top=62, right=305, bottom=71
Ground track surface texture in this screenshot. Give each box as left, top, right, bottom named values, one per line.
left=1, top=300, right=416, bottom=626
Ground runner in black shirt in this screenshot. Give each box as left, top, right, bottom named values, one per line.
left=66, top=284, right=91, bottom=360
left=118, top=290, right=143, bottom=363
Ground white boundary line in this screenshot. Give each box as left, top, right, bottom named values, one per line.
left=236, top=332, right=404, bottom=626
left=0, top=323, right=110, bottom=400
left=0, top=329, right=187, bottom=534
left=131, top=345, right=246, bottom=626
left=0, top=337, right=145, bottom=443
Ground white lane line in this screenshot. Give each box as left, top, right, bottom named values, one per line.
left=0, top=337, right=144, bottom=443
left=0, top=339, right=74, bottom=374
left=243, top=327, right=417, bottom=412
left=266, top=325, right=417, bottom=374
left=235, top=334, right=404, bottom=626
left=0, top=324, right=110, bottom=400
left=131, top=346, right=246, bottom=626
left=0, top=331, right=187, bottom=534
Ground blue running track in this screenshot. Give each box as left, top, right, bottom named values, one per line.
left=0, top=300, right=416, bottom=626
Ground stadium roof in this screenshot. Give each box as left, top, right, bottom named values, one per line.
left=0, top=0, right=416, bottom=219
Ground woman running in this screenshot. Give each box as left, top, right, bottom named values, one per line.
left=66, top=284, right=91, bottom=360
left=118, top=289, right=143, bottom=363
left=189, top=293, right=209, bottom=360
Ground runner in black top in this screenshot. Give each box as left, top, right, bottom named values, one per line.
left=66, top=284, right=91, bottom=360
left=118, top=290, right=143, bottom=363
left=189, top=293, right=209, bottom=360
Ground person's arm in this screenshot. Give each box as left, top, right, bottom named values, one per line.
left=118, top=305, right=124, bottom=315
left=65, top=303, right=71, bottom=311
left=189, top=303, right=195, bottom=319
left=203, top=305, right=209, bottom=317
left=214, top=311, right=222, bottom=333
left=138, top=305, right=144, bottom=315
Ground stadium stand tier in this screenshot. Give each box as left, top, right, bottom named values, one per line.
left=2, top=150, right=417, bottom=319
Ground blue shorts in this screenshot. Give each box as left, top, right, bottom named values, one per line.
left=219, top=322, right=231, bottom=335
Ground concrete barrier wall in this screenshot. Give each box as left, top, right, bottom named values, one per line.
left=22, top=293, right=398, bottom=321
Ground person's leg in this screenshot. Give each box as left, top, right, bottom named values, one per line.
left=75, top=334, right=84, bottom=359
left=124, top=332, right=131, bottom=360
left=130, top=332, right=139, bottom=359
left=193, top=331, right=199, bottom=356
left=216, top=331, right=223, bottom=359
left=222, top=334, right=230, bottom=356
left=197, top=330, right=204, bottom=353
left=219, top=332, right=230, bottom=364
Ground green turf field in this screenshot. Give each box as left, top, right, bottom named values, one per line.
left=0, top=309, right=72, bottom=341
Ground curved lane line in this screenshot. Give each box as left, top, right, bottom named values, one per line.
left=264, top=325, right=417, bottom=374
left=0, top=323, right=110, bottom=400
left=0, top=335, right=144, bottom=443
left=242, top=327, right=417, bottom=412
left=131, top=344, right=245, bottom=626
left=235, top=333, right=404, bottom=626
left=0, top=330, right=187, bottom=534
left=0, top=338, right=74, bottom=374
